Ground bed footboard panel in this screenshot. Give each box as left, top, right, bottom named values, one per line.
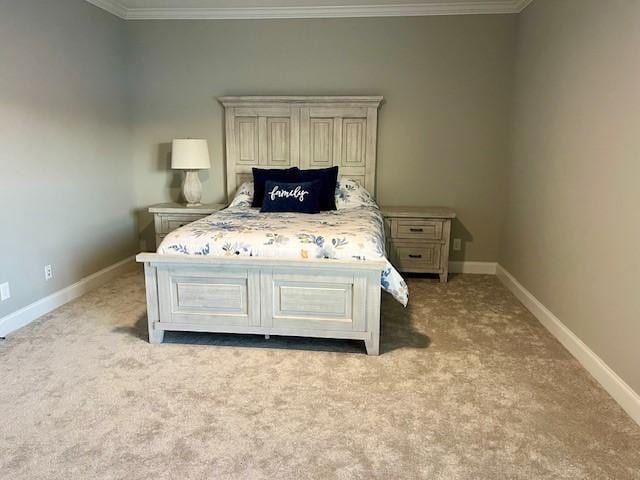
left=262, top=270, right=366, bottom=332
left=157, top=267, right=261, bottom=327
left=138, top=254, right=384, bottom=354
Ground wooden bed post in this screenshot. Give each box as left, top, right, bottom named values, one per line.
left=364, top=270, right=382, bottom=355
left=143, top=262, right=164, bottom=344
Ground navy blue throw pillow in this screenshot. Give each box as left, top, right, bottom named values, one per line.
left=251, top=167, right=300, bottom=208
left=261, top=180, right=322, bottom=214
left=297, top=166, right=339, bottom=211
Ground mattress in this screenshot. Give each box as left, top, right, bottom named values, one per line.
left=157, top=204, right=408, bottom=306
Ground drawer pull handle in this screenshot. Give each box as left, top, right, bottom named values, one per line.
left=409, top=228, right=424, bottom=232
left=408, top=254, right=423, bottom=259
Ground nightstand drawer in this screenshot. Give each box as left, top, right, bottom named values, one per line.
left=158, top=214, right=205, bottom=234
left=392, top=242, right=441, bottom=271
left=392, top=219, right=443, bottom=241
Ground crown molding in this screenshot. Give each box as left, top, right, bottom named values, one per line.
left=85, top=0, right=128, bottom=18
left=513, top=0, right=535, bottom=12
left=85, top=1, right=533, bottom=20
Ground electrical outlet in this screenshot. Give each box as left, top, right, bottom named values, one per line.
left=453, top=238, right=462, bottom=251
left=44, top=264, right=53, bottom=281
left=0, top=282, right=10, bottom=301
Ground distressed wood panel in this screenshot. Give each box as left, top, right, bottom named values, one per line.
left=310, top=118, right=333, bottom=166
left=342, top=118, right=366, bottom=166
left=235, top=117, right=258, bottom=165
left=221, top=96, right=382, bottom=200
left=267, top=117, right=290, bottom=165
left=302, top=110, right=373, bottom=192
left=175, top=280, right=246, bottom=312
left=266, top=270, right=365, bottom=332
left=277, top=283, right=351, bottom=317
left=156, top=267, right=260, bottom=326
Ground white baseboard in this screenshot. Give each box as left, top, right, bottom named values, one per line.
left=0, top=256, right=137, bottom=337
left=496, top=264, right=640, bottom=426
left=449, top=261, right=497, bottom=274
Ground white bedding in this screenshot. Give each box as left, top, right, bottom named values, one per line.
left=157, top=180, right=408, bottom=305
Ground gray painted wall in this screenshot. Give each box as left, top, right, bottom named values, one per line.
left=126, top=16, right=518, bottom=259
left=0, top=0, right=137, bottom=318
left=502, top=0, right=640, bottom=392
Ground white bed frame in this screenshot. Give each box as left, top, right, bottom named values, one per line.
left=136, top=96, right=385, bottom=355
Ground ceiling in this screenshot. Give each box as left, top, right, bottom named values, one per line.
left=86, top=0, right=534, bottom=19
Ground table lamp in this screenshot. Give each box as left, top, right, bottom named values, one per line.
left=171, top=139, right=211, bottom=207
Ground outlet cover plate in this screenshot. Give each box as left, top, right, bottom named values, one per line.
left=0, top=282, right=10, bottom=301
left=44, top=265, right=53, bottom=281
left=453, top=238, right=462, bottom=251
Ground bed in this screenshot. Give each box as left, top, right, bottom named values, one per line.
left=136, top=96, right=406, bottom=355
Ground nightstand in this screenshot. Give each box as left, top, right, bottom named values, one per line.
left=381, top=206, right=456, bottom=283
left=149, top=203, right=226, bottom=249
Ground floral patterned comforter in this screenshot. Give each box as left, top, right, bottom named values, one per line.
left=157, top=181, right=408, bottom=305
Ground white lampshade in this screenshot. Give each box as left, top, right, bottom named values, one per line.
left=171, top=139, right=211, bottom=170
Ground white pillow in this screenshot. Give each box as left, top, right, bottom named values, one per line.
left=335, top=178, right=377, bottom=210
left=228, top=181, right=254, bottom=208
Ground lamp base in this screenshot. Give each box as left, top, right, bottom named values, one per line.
left=182, top=170, right=203, bottom=206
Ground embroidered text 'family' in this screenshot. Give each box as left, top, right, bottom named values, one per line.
left=268, top=185, right=309, bottom=202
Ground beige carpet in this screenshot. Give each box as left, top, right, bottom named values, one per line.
left=1, top=269, right=639, bottom=479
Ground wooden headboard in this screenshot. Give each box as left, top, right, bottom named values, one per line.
left=218, top=96, right=383, bottom=201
